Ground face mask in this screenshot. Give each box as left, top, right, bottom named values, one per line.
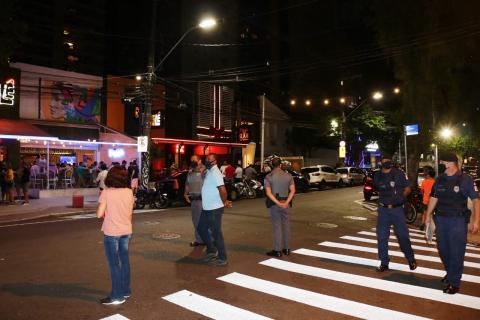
left=438, top=163, right=446, bottom=174
left=205, top=159, right=212, bottom=170
left=382, top=161, right=393, bottom=169
left=190, top=161, right=198, bottom=168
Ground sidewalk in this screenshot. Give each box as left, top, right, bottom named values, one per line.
left=0, top=195, right=99, bottom=223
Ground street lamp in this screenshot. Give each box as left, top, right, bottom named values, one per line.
left=393, top=87, right=400, bottom=94
left=372, top=91, right=383, bottom=100
left=290, top=99, right=296, bottom=106
left=440, top=127, right=453, bottom=139
left=135, top=75, right=142, bottom=81
left=198, top=17, right=217, bottom=29
left=339, top=97, right=346, bottom=104
left=305, top=99, right=312, bottom=106
left=323, top=99, right=330, bottom=106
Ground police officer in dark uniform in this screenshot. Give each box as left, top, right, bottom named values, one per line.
left=374, top=154, right=417, bottom=272
left=424, top=152, right=480, bottom=294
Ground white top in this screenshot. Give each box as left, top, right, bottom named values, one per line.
left=235, top=167, right=243, bottom=178
left=96, top=170, right=109, bottom=189
left=220, top=165, right=228, bottom=176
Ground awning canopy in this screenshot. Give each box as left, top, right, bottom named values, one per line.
left=151, top=137, right=247, bottom=148
left=0, top=118, right=54, bottom=139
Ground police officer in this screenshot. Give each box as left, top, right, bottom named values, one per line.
left=264, top=157, right=296, bottom=257
left=374, top=154, right=417, bottom=272
left=184, top=155, right=206, bottom=247
left=424, top=152, right=480, bottom=294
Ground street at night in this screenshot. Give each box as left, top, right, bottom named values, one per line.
left=1, top=187, right=479, bottom=320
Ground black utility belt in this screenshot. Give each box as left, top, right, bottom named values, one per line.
left=190, top=195, right=202, bottom=200
left=379, top=203, right=403, bottom=209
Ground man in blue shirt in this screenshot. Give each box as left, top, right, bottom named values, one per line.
left=424, top=152, right=480, bottom=294
left=374, top=154, right=417, bottom=272
left=197, top=153, right=232, bottom=266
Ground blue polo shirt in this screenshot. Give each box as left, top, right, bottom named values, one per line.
left=201, top=166, right=225, bottom=210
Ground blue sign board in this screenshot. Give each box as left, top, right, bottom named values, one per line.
left=405, top=124, right=419, bottom=136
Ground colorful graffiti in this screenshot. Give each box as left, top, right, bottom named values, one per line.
left=42, top=81, right=101, bottom=123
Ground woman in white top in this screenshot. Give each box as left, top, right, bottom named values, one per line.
left=96, top=163, right=109, bottom=191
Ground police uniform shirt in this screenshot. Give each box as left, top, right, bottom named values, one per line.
left=186, top=165, right=205, bottom=196
left=264, top=167, right=294, bottom=198
left=431, top=172, right=478, bottom=215
left=374, top=168, right=410, bottom=206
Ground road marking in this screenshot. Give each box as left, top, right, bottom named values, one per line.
left=318, top=241, right=480, bottom=268
left=293, top=248, right=480, bottom=284
left=218, top=272, right=431, bottom=320
left=163, top=290, right=273, bottom=320
left=259, top=258, right=480, bottom=310
left=100, top=315, right=130, bottom=320
left=354, top=199, right=378, bottom=212
left=341, top=236, right=480, bottom=259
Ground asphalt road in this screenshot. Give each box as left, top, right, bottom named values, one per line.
left=1, top=186, right=479, bottom=320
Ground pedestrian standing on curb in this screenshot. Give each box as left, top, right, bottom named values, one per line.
left=96, top=163, right=109, bottom=194
left=234, top=164, right=243, bottom=183
left=419, top=167, right=436, bottom=230
left=128, top=160, right=139, bottom=194
left=15, top=161, right=30, bottom=205
left=4, top=163, right=15, bottom=205
left=184, top=155, right=206, bottom=247
left=374, top=154, right=417, bottom=272
left=197, top=153, right=232, bottom=266
left=96, top=165, right=135, bottom=305
left=264, top=157, right=296, bottom=257
left=424, top=152, right=480, bottom=294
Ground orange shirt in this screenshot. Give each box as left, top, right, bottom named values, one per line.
left=99, top=188, right=134, bottom=236
left=420, top=178, right=435, bottom=205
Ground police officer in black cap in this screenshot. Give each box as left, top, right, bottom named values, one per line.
left=424, top=152, right=480, bottom=294
left=374, top=153, right=417, bottom=272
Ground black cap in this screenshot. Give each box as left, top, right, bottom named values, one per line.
left=439, top=152, right=458, bottom=162
left=381, top=153, right=393, bottom=160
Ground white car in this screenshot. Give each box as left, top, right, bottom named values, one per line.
left=301, top=165, right=341, bottom=187
left=336, top=167, right=365, bottom=185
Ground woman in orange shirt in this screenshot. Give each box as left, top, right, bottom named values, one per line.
left=420, top=168, right=436, bottom=230
left=97, top=165, right=134, bottom=305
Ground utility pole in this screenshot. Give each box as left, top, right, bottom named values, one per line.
left=141, top=0, right=157, bottom=188
left=260, top=94, right=266, bottom=171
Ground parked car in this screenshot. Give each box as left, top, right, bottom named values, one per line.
left=463, top=165, right=479, bottom=179
left=286, top=169, right=310, bottom=193
left=363, top=169, right=379, bottom=201
left=301, top=165, right=341, bottom=187
left=336, top=167, right=366, bottom=186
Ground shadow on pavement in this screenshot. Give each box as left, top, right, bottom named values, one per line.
left=0, top=282, right=106, bottom=302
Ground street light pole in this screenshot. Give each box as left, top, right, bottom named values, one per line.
left=260, top=94, right=266, bottom=171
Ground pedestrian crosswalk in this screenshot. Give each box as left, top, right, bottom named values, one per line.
left=105, top=225, right=478, bottom=319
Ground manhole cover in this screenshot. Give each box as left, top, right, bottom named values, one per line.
left=313, top=223, right=338, bottom=228
left=152, top=232, right=181, bottom=240
left=343, top=216, right=368, bottom=221
left=144, top=221, right=160, bottom=225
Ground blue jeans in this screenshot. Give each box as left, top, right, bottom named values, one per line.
left=434, top=215, right=468, bottom=287
left=376, top=206, right=415, bottom=265
left=104, top=234, right=132, bottom=300
left=197, top=207, right=227, bottom=261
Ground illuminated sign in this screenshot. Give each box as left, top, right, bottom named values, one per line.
left=0, top=78, right=15, bottom=106
left=339, top=146, right=346, bottom=158
left=366, top=142, right=379, bottom=152
left=137, top=136, right=148, bottom=152
left=175, top=144, right=185, bottom=154
left=238, top=127, right=250, bottom=143
left=405, top=124, right=419, bottom=136
left=151, top=111, right=163, bottom=127
left=108, top=148, right=125, bottom=159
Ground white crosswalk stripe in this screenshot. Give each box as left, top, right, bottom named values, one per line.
left=293, top=248, right=480, bottom=284
left=217, top=272, right=431, bottom=320
left=163, top=290, right=273, bottom=320
left=319, top=241, right=480, bottom=268
left=341, top=235, right=480, bottom=259
left=259, top=258, right=480, bottom=310
left=160, top=227, right=480, bottom=320
left=100, top=315, right=130, bottom=320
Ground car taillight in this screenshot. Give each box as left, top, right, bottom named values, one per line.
left=312, top=173, right=320, bottom=176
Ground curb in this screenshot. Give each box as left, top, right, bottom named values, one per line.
left=0, top=208, right=97, bottom=225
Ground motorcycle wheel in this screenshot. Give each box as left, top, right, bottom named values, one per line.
left=135, top=196, right=145, bottom=210
left=154, top=195, right=169, bottom=209
left=247, top=188, right=256, bottom=199
left=404, top=202, right=418, bottom=224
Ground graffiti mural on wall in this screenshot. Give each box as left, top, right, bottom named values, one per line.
left=42, top=81, right=101, bottom=123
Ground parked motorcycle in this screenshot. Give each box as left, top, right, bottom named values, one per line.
left=228, top=178, right=257, bottom=201
left=134, top=183, right=168, bottom=209
left=404, top=186, right=423, bottom=224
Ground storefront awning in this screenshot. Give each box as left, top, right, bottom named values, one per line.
left=151, top=137, right=247, bottom=148
left=0, top=118, right=55, bottom=140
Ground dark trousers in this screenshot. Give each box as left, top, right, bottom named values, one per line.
left=190, top=200, right=203, bottom=243
left=197, top=207, right=227, bottom=261
left=434, top=215, right=468, bottom=287
left=376, top=206, right=415, bottom=265
left=269, top=205, right=290, bottom=251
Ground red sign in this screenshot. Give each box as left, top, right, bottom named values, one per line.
left=238, top=127, right=250, bottom=143
left=174, top=144, right=185, bottom=154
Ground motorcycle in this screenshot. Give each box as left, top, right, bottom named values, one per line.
left=228, top=178, right=257, bottom=201
left=134, top=183, right=168, bottom=210
left=247, top=179, right=264, bottom=198
left=404, top=186, right=423, bottom=224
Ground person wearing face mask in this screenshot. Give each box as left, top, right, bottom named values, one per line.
left=184, top=155, right=206, bottom=247
left=197, top=153, right=232, bottom=266
left=374, top=154, right=417, bottom=273
left=424, top=152, right=479, bottom=294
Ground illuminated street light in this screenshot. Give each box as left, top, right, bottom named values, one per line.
left=339, top=97, right=346, bottom=104
left=198, top=18, right=217, bottom=29
left=323, top=99, right=330, bottom=106
left=305, top=99, right=312, bottom=106
left=372, top=91, right=383, bottom=100
left=290, top=99, right=296, bottom=106
left=440, top=127, right=453, bottom=139
left=393, top=87, right=400, bottom=94
left=135, top=75, right=142, bottom=81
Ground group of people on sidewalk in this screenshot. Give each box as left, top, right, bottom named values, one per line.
left=95, top=151, right=480, bottom=306
left=0, top=160, right=31, bottom=205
